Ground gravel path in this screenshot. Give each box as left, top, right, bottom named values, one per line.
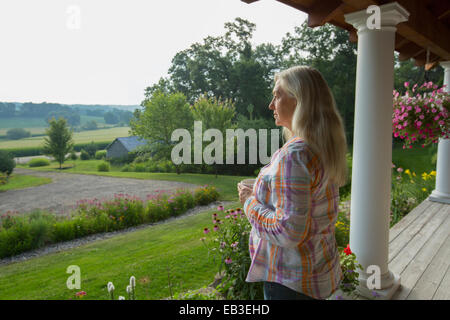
left=0, top=168, right=200, bottom=215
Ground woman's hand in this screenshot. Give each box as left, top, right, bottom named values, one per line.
left=237, top=183, right=253, bottom=205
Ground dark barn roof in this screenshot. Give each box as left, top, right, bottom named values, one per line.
left=106, top=136, right=147, bottom=152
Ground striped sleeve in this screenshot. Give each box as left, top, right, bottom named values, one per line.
left=243, top=147, right=312, bottom=248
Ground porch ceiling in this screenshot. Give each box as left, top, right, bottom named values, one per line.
left=242, top=0, right=450, bottom=70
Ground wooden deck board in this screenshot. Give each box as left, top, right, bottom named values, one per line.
left=388, top=201, right=441, bottom=263
left=389, top=199, right=434, bottom=242
left=391, top=209, right=450, bottom=300
left=406, top=235, right=450, bottom=300
left=433, top=264, right=450, bottom=300
left=389, top=200, right=450, bottom=300
left=389, top=201, right=449, bottom=276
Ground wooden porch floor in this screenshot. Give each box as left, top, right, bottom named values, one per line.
left=389, top=198, right=449, bottom=300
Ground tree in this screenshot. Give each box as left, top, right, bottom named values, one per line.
left=43, top=117, right=74, bottom=169
left=6, top=128, right=31, bottom=140
left=190, top=95, right=236, bottom=176
left=165, top=18, right=276, bottom=120
left=130, top=91, right=194, bottom=170
left=0, top=150, right=16, bottom=178
left=104, top=111, right=119, bottom=124
left=82, top=120, right=98, bottom=130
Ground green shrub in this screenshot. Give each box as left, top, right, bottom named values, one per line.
left=134, top=163, right=146, bottom=172
left=335, top=211, right=350, bottom=248
left=80, top=149, right=90, bottom=160
left=194, top=185, right=219, bottom=205
left=28, top=158, right=50, bottom=167
left=84, top=141, right=98, bottom=158
left=97, top=162, right=110, bottom=172
left=51, top=220, right=77, bottom=243
left=201, top=207, right=263, bottom=300
left=70, top=151, right=78, bottom=160
left=0, top=220, right=33, bottom=257
left=0, top=173, right=7, bottom=185
left=95, top=150, right=107, bottom=160
left=0, top=150, right=16, bottom=176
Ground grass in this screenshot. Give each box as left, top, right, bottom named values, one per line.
left=392, top=142, right=437, bottom=175
left=0, top=202, right=240, bottom=300
left=0, top=127, right=130, bottom=149
left=0, top=174, right=52, bottom=192
left=18, top=159, right=250, bottom=201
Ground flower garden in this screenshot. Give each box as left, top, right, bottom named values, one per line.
left=0, top=185, right=219, bottom=259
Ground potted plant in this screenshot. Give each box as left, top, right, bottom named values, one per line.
left=392, top=81, right=449, bottom=149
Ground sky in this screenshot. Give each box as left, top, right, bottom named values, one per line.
left=0, top=0, right=306, bottom=106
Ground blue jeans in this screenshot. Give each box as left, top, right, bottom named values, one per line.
left=263, top=281, right=316, bottom=300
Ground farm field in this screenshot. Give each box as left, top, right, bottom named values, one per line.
left=0, top=116, right=111, bottom=136
left=0, top=127, right=131, bottom=149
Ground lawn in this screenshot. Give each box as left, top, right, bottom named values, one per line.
left=0, top=202, right=240, bottom=300
left=391, top=142, right=437, bottom=175
left=0, top=127, right=130, bottom=149
left=0, top=174, right=52, bottom=192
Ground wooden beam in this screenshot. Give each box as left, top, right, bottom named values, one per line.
left=339, top=0, right=450, bottom=61
left=427, top=0, right=450, bottom=20
left=241, top=0, right=260, bottom=3
left=414, top=51, right=441, bottom=67
left=397, top=41, right=425, bottom=61
left=391, top=0, right=450, bottom=61
left=395, top=34, right=411, bottom=50
left=308, top=0, right=345, bottom=27
left=275, top=0, right=309, bottom=13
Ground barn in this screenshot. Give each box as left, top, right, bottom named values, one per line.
left=105, top=136, right=147, bottom=159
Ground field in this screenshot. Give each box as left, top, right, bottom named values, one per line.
left=0, top=127, right=131, bottom=149
left=0, top=116, right=110, bottom=136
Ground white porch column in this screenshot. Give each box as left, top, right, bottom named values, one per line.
left=344, top=3, right=409, bottom=299
left=429, top=61, right=450, bottom=204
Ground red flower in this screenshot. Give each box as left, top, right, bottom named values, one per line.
left=344, top=244, right=352, bottom=256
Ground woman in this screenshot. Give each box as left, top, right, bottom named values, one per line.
left=238, top=66, right=348, bottom=300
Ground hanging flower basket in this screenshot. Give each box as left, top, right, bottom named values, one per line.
left=392, top=81, right=449, bottom=149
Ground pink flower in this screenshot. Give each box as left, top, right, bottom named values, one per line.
left=225, top=257, right=232, bottom=264
left=404, top=81, right=409, bottom=88
left=203, top=228, right=210, bottom=234
left=217, top=205, right=224, bottom=211
left=416, top=121, right=422, bottom=127
left=397, top=167, right=404, bottom=173
left=213, top=225, right=219, bottom=232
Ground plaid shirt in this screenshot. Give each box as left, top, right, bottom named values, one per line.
left=243, top=137, right=342, bottom=299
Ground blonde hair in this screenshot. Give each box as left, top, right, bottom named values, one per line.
left=275, top=66, right=348, bottom=187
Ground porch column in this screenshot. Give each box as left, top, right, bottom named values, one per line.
left=344, top=2, right=409, bottom=299
left=429, top=61, right=450, bottom=204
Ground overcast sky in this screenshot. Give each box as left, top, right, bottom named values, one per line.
left=0, top=0, right=306, bottom=106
